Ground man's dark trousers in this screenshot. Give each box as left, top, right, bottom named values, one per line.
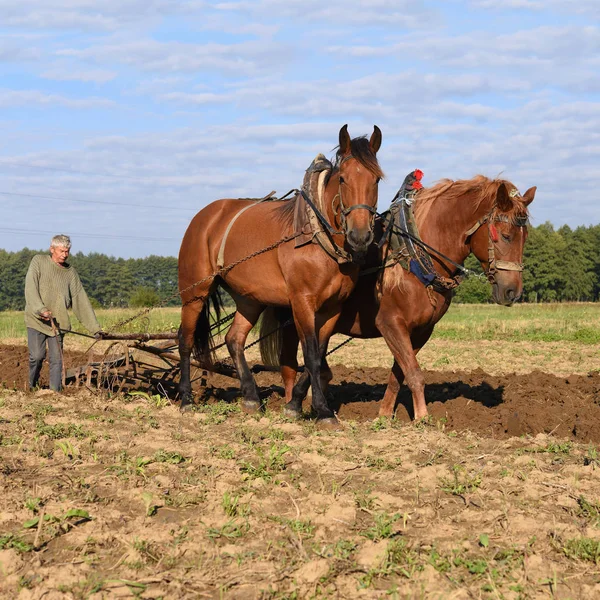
left=27, top=328, right=63, bottom=391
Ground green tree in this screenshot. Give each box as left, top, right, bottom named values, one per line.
left=557, top=225, right=596, bottom=301
left=453, top=255, right=491, bottom=303
left=523, top=222, right=566, bottom=302
left=129, top=287, right=160, bottom=308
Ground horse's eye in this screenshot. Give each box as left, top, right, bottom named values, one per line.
left=502, top=233, right=511, bottom=242
left=339, top=176, right=345, bottom=184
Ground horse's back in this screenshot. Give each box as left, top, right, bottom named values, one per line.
left=179, top=197, right=292, bottom=289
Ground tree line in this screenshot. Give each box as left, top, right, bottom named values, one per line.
left=1, top=221, right=599, bottom=311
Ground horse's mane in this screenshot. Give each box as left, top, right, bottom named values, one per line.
left=413, top=175, right=529, bottom=223
left=276, top=136, right=383, bottom=227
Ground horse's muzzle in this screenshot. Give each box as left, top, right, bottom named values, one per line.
left=347, top=227, right=374, bottom=255
left=492, top=284, right=520, bottom=307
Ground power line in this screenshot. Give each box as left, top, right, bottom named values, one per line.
left=0, top=190, right=196, bottom=212
left=0, top=159, right=166, bottom=182
left=0, top=227, right=179, bottom=242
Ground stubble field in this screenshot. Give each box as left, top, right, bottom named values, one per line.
left=1, top=303, right=600, bottom=599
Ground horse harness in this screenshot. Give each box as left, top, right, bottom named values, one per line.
left=216, top=153, right=378, bottom=269
left=380, top=176, right=528, bottom=303
left=296, top=153, right=377, bottom=264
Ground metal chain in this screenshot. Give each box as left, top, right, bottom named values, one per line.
left=107, top=231, right=302, bottom=333
left=326, top=335, right=353, bottom=356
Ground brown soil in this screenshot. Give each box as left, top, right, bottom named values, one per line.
left=203, top=364, right=600, bottom=443
left=0, top=344, right=89, bottom=391
left=3, top=343, right=600, bottom=443
left=4, top=338, right=600, bottom=598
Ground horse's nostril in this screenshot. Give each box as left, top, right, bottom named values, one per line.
left=506, top=289, right=516, bottom=301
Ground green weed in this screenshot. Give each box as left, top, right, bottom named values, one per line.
left=206, top=519, right=250, bottom=539
left=562, top=537, right=600, bottom=563
left=440, top=465, right=482, bottom=495
left=361, top=512, right=401, bottom=542
left=222, top=491, right=250, bottom=518
left=240, top=443, right=290, bottom=481
left=153, top=449, right=186, bottom=464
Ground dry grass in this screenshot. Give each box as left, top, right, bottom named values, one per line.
left=3, top=303, right=600, bottom=376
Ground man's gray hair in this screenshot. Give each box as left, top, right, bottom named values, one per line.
left=50, top=234, right=72, bottom=249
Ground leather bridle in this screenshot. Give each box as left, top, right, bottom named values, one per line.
left=333, top=154, right=378, bottom=235
left=465, top=211, right=528, bottom=284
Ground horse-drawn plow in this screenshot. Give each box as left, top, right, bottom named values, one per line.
left=63, top=324, right=289, bottom=398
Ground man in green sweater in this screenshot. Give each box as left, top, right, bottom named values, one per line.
left=24, top=234, right=103, bottom=392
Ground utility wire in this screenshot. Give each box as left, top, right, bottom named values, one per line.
left=0, top=159, right=169, bottom=182
left=0, top=227, right=179, bottom=242
left=0, top=190, right=196, bottom=212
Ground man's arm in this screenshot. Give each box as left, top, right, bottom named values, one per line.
left=70, top=271, right=101, bottom=334
left=24, top=256, right=50, bottom=319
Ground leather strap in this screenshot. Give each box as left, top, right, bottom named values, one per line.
left=217, top=196, right=275, bottom=268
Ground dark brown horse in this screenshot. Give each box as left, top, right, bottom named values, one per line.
left=262, top=175, right=535, bottom=420
left=178, top=125, right=383, bottom=423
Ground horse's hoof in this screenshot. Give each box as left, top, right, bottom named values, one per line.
left=241, top=400, right=261, bottom=414
left=317, top=417, right=342, bottom=430
left=180, top=403, right=194, bottom=414
left=282, top=407, right=302, bottom=420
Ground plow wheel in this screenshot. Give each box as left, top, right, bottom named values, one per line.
left=88, top=341, right=136, bottom=394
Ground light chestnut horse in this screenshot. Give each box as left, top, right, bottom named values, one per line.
left=261, top=175, right=536, bottom=420
left=178, top=125, right=383, bottom=423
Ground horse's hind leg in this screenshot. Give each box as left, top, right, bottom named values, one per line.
left=178, top=297, right=206, bottom=412
left=379, top=361, right=405, bottom=418
left=225, top=300, right=264, bottom=412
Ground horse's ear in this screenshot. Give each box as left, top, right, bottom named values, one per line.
left=496, top=183, right=511, bottom=212
left=522, top=186, right=536, bottom=206
left=369, top=125, right=382, bottom=154
left=339, top=124, right=351, bottom=156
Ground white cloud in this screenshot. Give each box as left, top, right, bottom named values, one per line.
left=0, top=0, right=211, bottom=31
left=41, top=67, right=117, bottom=83
left=215, top=0, right=433, bottom=27
left=471, top=0, right=600, bottom=18
left=58, top=37, right=291, bottom=75
left=0, top=89, right=115, bottom=109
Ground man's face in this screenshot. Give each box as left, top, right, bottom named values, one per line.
left=50, top=245, right=70, bottom=265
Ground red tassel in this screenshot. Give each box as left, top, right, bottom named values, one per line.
left=490, top=223, right=499, bottom=243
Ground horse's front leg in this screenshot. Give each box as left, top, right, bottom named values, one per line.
left=290, top=301, right=339, bottom=423
left=282, top=325, right=333, bottom=418
left=225, top=301, right=264, bottom=412
left=376, top=316, right=428, bottom=420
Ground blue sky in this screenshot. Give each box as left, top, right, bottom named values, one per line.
left=1, top=0, right=598, bottom=258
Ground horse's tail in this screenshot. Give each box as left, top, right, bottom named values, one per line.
left=259, top=307, right=291, bottom=367
left=192, top=289, right=224, bottom=366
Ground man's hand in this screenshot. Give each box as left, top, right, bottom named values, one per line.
left=39, top=310, right=52, bottom=321
left=94, top=330, right=106, bottom=340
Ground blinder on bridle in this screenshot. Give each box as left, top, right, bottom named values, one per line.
left=333, top=154, right=378, bottom=234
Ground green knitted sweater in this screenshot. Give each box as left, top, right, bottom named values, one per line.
left=24, top=255, right=100, bottom=336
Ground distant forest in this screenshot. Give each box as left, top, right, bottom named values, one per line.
left=1, top=221, right=599, bottom=310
